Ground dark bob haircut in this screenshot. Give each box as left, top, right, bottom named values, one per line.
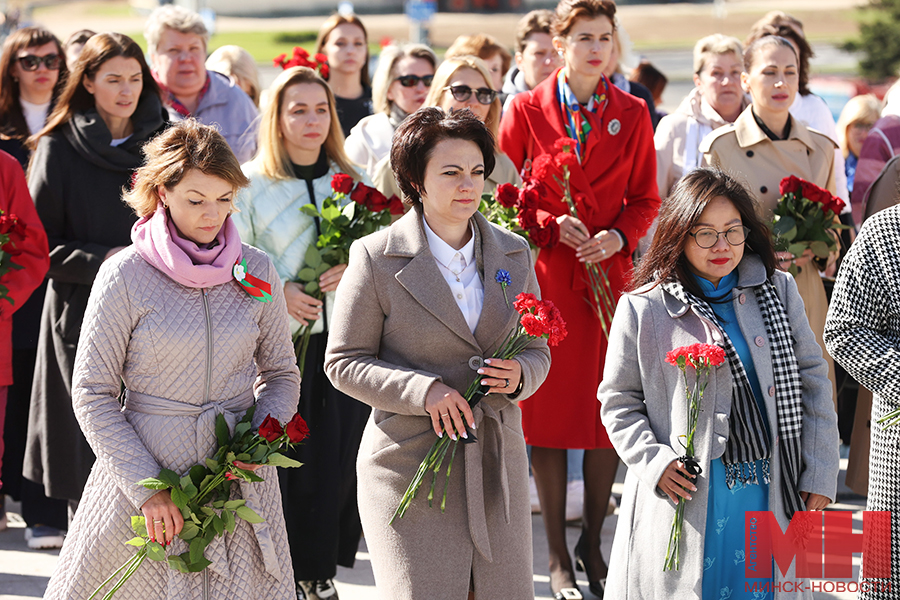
left=390, top=107, right=496, bottom=205
left=631, top=167, right=776, bottom=300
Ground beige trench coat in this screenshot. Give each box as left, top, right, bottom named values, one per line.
left=325, top=209, right=551, bottom=600
left=702, top=106, right=839, bottom=406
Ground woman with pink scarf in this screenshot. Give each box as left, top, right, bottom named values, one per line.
left=43, top=120, right=301, bottom=600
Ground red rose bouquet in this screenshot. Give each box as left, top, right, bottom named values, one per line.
left=663, top=343, right=725, bottom=571
left=273, top=47, right=329, bottom=79
left=390, top=291, right=567, bottom=523
left=0, top=210, right=26, bottom=304
left=478, top=180, right=560, bottom=250
left=90, top=408, right=309, bottom=599
left=294, top=175, right=404, bottom=373
left=771, top=175, right=849, bottom=276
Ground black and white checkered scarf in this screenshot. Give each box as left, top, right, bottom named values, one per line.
left=663, top=277, right=806, bottom=518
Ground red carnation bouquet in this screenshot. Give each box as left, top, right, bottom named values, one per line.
left=391, top=292, right=567, bottom=522
left=478, top=180, right=560, bottom=249
left=273, top=47, right=329, bottom=78
left=90, top=407, right=308, bottom=599
left=771, top=175, right=849, bottom=276
left=663, top=343, right=725, bottom=571
left=530, top=138, right=617, bottom=336
left=0, top=210, right=27, bottom=304
left=294, top=175, right=404, bottom=373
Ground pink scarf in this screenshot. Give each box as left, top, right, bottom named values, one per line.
left=132, top=203, right=242, bottom=289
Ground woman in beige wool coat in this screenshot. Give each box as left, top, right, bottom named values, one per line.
left=702, top=35, right=839, bottom=405
left=326, top=108, right=551, bottom=599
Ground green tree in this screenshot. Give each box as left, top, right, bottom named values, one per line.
left=844, top=0, right=900, bottom=79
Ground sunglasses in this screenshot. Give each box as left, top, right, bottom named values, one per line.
left=394, top=74, right=433, bottom=88
left=444, top=85, right=496, bottom=105
left=17, top=53, right=61, bottom=72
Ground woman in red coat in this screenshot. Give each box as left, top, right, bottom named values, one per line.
left=499, top=0, right=659, bottom=597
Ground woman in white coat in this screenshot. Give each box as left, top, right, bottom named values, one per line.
left=599, top=168, right=839, bottom=599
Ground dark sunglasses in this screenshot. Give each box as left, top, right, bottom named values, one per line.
left=394, top=74, right=433, bottom=88
left=444, top=84, right=496, bottom=105
left=17, top=53, right=61, bottom=71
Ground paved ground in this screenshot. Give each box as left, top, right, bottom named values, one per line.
left=0, top=459, right=866, bottom=599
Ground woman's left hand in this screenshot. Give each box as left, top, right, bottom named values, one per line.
left=478, top=358, right=522, bottom=395
left=319, top=264, right=348, bottom=293
left=577, top=230, right=624, bottom=264
left=233, top=460, right=262, bottom=472
left=800, top=491, right=831, bottom=511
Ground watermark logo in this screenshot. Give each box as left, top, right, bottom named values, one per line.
left=745, top=511, right=891, bottom=579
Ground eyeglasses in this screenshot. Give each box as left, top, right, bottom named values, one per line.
left=444, top=84, right=496, bottom=105
left=394, top=74, right=433, bottom=88
left=16, top=53, right=61, bottom=71
left=689, top=225, right=750, bottom=248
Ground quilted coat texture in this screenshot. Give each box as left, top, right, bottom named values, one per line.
left=43, top=243, right=301, bottom=600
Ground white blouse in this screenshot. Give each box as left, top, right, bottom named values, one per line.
left=423, top=217, right=484, bottom=333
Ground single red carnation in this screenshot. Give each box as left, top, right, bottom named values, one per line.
left=293, top=47, right=310, bottom=59
left=319, top=63, right=330, bottom=79
left=314, top=53, right=328, bottom=64
left=531, top=154, right=555, bottom=180
left=547, top=322, right=568, bottom=346
left=273, top=53, right=287, bottom=68
left=553, top=137, right=579, bottom=154
left=778, top=175, right=803, bottom=197
left=698, top=344, right=726, bottom=367
left=495, top=183, right=519, bottom=208
left=554, top=152, right=578, bottom=169
left=521, top=312, right=545, bottom=337
left=665, top=345, right=692, bottom=367
left=285, top=413, right=310, bottom=443
left=331, top=173, right=354, bottom=195
left=513, top=293, right=538, bottom=314
left=258, top=414, right=283, bottom=442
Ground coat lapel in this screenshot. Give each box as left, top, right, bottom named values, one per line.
left=473, top=214, right=528, bottom=352
left=388, top=210, right=480, bottom=349
left=522, top=71, right=568, bottom=157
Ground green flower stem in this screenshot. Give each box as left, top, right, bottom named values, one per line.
left=88, top=543, right=148, bottom=600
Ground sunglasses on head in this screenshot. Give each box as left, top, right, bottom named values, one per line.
left=394, top=74, right=433, bottom=88
left=444, top=85, right=496, bottom=105
left=17, top=53, right=61, bottom=71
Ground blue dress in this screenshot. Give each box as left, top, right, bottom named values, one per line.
left=696, top=272, right=774, bottom=600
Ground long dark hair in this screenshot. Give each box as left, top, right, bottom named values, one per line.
left=632, top=168, right=776, bottom=299
left=32, top=32, right=159, bottom=144
left=0, top=27, right=68, bottom=139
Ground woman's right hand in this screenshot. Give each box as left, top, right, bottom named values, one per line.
left=657, top=460, right=698, bottom=505
left=775, top=249, right=814, bottom=272
left=284, top=281, right=323, bottom=326
left=425, top=381, right=475, bottom=441
left=556, top=214, right=591, bottom=250
left=141, top=489, right=184, bottom=545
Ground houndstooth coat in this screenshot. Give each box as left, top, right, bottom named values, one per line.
left=825, top=205, right=900, bottom=599
left=43, top=244, right=300, bottom=600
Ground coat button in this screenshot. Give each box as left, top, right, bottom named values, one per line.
left=468, top=356, right=484, bottom=371
left=746, top=150, right=754, bottom=157
left=739, top=293, right=746, bottom=304
left=760, top=186, right=768, bottom=194
left=768, top=386, right=776, bottom=397
left=755, top=336, right=765, bottom=347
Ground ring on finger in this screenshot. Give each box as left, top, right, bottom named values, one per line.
left=504, top=378, right=510, bottom=388
left=440, top=412, right=450, bottom=417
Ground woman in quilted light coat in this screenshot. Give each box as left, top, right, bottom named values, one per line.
left=43, top=121, right=301, bottom=599
left=232, top=66, right=371, bottom=599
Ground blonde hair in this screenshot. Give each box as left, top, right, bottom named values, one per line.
left=371, top=43, right=437, bottom=115
left=252, top=66, right=359, bottom=181
left=124, top=120, right=249, bottom=218
left=693, top=34, right=743, bottom=75
left=836, top=94, right=881, bottom=158
left=145, top=5, right=210, bottom=54
left=423, top=56, right=502, bottom=147
left=206, top=45, right=261, bottom=106
left=445, top=34, right=512, bottom=79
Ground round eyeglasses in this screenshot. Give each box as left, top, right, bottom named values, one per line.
left=394, top=74, right=433, bottom=88
left=17, top=53, right=61, bottom=72
left=689, top=225, right=750, bottom=249
left=443, top=84, right=496, bottom=105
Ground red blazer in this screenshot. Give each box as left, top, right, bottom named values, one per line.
left=498, top=71, right=660, bottom=448
left=0, top=150, right=49, bottom=385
